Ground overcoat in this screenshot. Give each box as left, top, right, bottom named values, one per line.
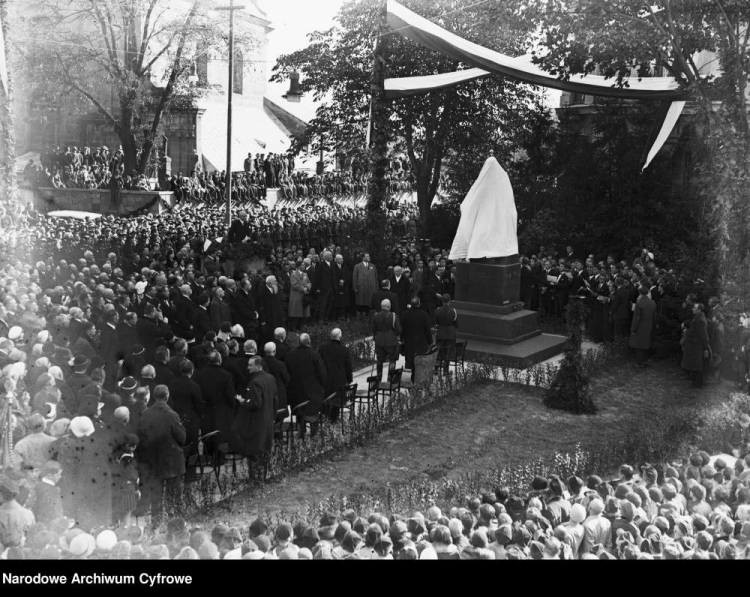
left=681, top=311, right=710, bottom=372
left=229, top=370, right=278, bottom=456
left=352, top=261, right=378, bottom=307
left=629, top=296, right=656, bottom=351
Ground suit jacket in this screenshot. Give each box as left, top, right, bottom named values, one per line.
left=227, top=218, right=251, bottom=245
left=193, top=306, right=212, bottom=343
left=317, top=339, right=354, bottom=396
left=258, top=285, right=285, bottom=331
left=370, top=289, right=399, bottom=314
left=209, top=297, right=232, bottom=332
left=435, top=305, right=458, bottom=342
left=611, top=287, right=633, bottom=322
left=136, top=316, right=170, bottom=358
left=314, top=260, right=337, bottom=295
left=167, top=375, right=204, bottom=449
left=629, top=296, right=656, bottom=350
left=173, top=294, right=196, bottom=338
left=372, top=309, right=401, bottom=348
left=136, top=401, right=186, bottom=480
left=285, top=345, right=327, bottom=416
left=233, top=288, right=257, bottom=324
left=263, top=355, right=290, bottom=411
left=194, top=364, right=236, bottom=440
left=229, top=370, right=278, bottom=456
left=389, top=275, right=411, bottom=317
left=400, top=307, right=433, bottom=363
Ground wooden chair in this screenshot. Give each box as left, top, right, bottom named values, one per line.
left=355, top=375, right=380, bottom=416
left=184, top=430, right=221, bottom=487
left=448, top=340, right=467, bottom=376
left=275, top=401, right=310, bottom=444
left=377, top=368, right=403, bottom=410
left=402, top=345, right=439, bottom=390
left=322, top=383, right=358, bottom=434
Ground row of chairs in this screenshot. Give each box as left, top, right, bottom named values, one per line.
left=184, top=340, right=468, bottom=492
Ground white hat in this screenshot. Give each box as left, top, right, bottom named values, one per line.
left=96, top=530, right=118, bottom=551
left=570, top=503, right=587, bottom=524
left=135, top=281, right=147, bottom=295
left=69, top=533, right=96, bottom=557
left=8, top=326, right=23, bottom=340
left=69, top=416, right=95, bottom=438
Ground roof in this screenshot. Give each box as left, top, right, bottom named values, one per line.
left=197, top=97, right=291, bottom=172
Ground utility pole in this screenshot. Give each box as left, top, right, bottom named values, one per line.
left=217, top=0, right=245, bottom=227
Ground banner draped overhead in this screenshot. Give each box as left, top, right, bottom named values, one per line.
left=384, top=0, right=688, bottom=170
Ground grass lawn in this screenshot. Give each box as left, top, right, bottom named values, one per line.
left=196, top=352, right=733, bottom=525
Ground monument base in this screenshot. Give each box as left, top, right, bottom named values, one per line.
left=463, top=334, right=568, bottom=369
left=453, top=260, right=564, bottom=368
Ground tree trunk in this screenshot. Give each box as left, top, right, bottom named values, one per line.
left=365, top=2, right=389, bottom=269
left=416, top=175, right=433, bottom=238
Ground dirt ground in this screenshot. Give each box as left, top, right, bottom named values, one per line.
left=200, top=356, right=731, bottom=525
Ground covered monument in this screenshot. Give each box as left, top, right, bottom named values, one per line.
left=449, top=155, right=565, bottom=367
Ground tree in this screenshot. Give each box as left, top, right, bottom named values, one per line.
left=502, top=0, right=750, bottom=291
left=270, top=0, right=551, bottom=237
left=13, top=0, right=255, bottom=175
left=545, top=298, right=597, bottom=415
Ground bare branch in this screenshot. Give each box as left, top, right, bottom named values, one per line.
left=137, top=0, right=159, bottom=73
left=55, top=52, right=118, bottom=129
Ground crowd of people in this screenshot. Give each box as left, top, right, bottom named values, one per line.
left=23, top=146, right=155, bottom=193
left=0, top=175, right=741, bottom=558
left=5, top=451, right=750, bottom=559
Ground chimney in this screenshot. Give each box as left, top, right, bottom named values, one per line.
left=282, top=71, right=303, bottom=103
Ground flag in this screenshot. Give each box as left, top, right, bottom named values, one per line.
left=0, top=12, right=8, bottom=95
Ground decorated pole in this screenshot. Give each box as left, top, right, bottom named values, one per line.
left=365, top=0, right=390, bottom=269
left=0, top=0, right=17, bottom=205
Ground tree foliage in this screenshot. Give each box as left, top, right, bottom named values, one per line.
left=545, top=298, right=597, bottom=415
left=13, top=0, right=256, bottom=175
left=502, top=0, right=750, bottom=291
left=270, top=0, right=553, bottom=235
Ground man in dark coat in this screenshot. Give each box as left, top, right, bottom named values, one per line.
left=370, top=280, right=400, bottom=318
left=389, top=266, right=411, bottom=319
left=227, top=210, right=252, bottom=245
left=173, top=284, right=196, bottom=339
left=258, top=276, right=285, bottom=344
left=332, top=253, right=351, bottom=320
left=400, top=297, right=433, bottom=382
left=192, top=294, right=212, bottom=344
left=263, top=342, right=290, bottom=421
left=136, top=303, right=171, bottom=362
left=233, top=279, right=258, bottom=340
left=610, top=278, right=633, bottom=339
left=229, top=356, right=278, bottom=481
left=136, top=385, right=186, bottom=526
left=681, top=302, right=711, bottom=388
left=317, top=328, right=354, bottom=422
left=629, top=286, right=656, bottom=368
left=194, top=350, right=236, bottom=449
left=285, top=333, right=327, bottom=422
left=99, top=309, right=120, bottom=391
left=313, top=250, right=337, bottom=323
left=167, top=359, right=204, bottom=457
left=372, top=298, right=402, bottom=382
left=209, top=286, right=232, bottom=333
left=116, top=312, right=139, bottom=361
left=435, top=294, right=458, bottom=376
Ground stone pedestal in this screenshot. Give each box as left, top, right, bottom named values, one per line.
left=454, top=257, right=565, bottom=368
